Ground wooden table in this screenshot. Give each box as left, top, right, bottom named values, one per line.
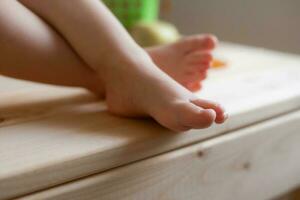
left=0, top=43, right=300, bottom=200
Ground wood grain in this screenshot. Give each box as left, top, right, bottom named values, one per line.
left=0, top=88, right=97, bottom=127
left=0, top=43, right=300, bottom=199
left=18, top=110, right=300, bottom=200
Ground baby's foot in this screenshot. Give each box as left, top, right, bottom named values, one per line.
left=147, top=34, right=217, bottom=91
left=103, top=54, right=227, bottom=132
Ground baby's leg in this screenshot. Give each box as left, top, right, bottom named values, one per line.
left=0, top=0, right=104, bottom=95
left=20, top=0, right=227, bottom=131
left=15, top=0, right=214, bottom=93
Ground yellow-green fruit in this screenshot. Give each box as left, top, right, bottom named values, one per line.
left=130, top=21, right=181, bottom=47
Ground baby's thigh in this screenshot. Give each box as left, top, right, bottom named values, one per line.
left=0, top=0, right=54, bottom=52
left=0, top=0, right=81, bottom=68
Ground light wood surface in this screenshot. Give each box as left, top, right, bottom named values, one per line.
left=0, top=43, right=300, bottom=199
left=18, top=110, right=300, bottom=200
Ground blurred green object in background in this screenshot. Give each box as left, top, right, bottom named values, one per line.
left=102, top=0, right=159, bottom=29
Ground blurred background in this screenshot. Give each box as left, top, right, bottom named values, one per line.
left=161, top=0, right=300, bottom=54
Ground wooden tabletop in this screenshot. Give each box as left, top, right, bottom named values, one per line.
left=1, top=43, right=300, bottom=199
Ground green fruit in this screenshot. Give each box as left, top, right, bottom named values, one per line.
left=130, top=21, right=181, bottom=47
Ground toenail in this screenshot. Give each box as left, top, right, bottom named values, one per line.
left=205, top=109, right=217, bottom=119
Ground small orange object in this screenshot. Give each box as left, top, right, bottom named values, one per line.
left=211, top=59, right=227, bottom=68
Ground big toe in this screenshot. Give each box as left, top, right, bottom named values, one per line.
left=180, top=34, right=218, bottom=53
left=161, top=101, right=216, bottom=132
left=190, top=99, right=228, bottom=124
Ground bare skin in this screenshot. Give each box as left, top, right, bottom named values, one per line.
left=0, top=0, right=213, bottom=95
left=0, top=0, right=104, bottom=94
left=147, top=35, right=216, bottom=91
left=2, top=0, right=227, bottom=131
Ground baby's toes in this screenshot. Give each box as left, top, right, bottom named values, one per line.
left=190, top=99, right=228, bottom=124
left=180, top=34, right=218, bottom=54
left=186, top=51, right=213, bottom=71
left=177, top=102, right=216, bottom=129
left=182, top=69, right=207, bottom=92
left=192, top=51, right=213, bottom=64
left=198, top=70, right=208, bottom=80
left=164, top=101, right=215, bottom=131
left=186, top=82, right=202, bottom=92
left=184, top=70, right=206, bottom=81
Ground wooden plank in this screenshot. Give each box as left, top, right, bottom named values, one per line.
left=0, top=75, right=98, bottom=127
left=0, top=42, right=299, bottom=128
left=17, top=110, right=300, bottom=200
left=0, top=88, right=96, bottom=127
left=0, top=43, right=300, bottom=199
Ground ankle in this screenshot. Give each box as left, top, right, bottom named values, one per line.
left=100, top=50, right=156, bottom=83
left=84, top=73, right=105, bottom=96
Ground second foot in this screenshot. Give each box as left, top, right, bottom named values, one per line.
left=147, top=34, right=217, bottom=92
